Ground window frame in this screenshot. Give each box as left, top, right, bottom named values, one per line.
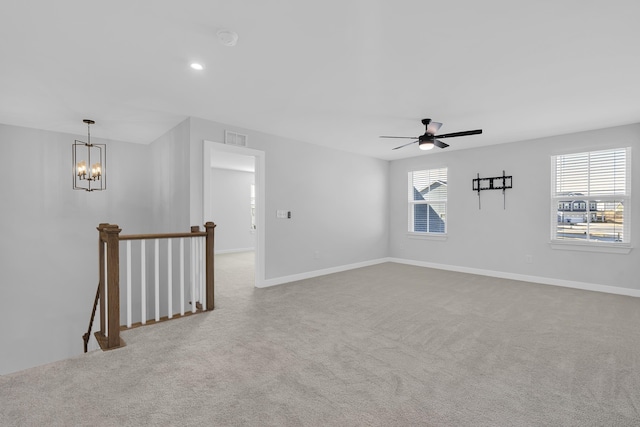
left=407, top=167, right=448, bottom=237
left=550, top=147, right=631, bottom=253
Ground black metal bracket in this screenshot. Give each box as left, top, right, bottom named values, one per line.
left=472, top=171, right=512, bottom=209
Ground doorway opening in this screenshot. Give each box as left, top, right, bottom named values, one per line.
left=203, top=141, right=265, bottom=288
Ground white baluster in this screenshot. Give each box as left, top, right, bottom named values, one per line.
left=126, top=240, right=132, bottom=328
left=141, top=240, right=146, bottom=325
left=190, top=238, right=196, bottom=313
left=167, top=239, right=172, bottom=319
left=196, top=237, right=201, bottom=308
left=180, top=238, right=185, bottom=316
left=155, top=238, right=159, bottom=322
left=201, top=236, right=206, bottom=311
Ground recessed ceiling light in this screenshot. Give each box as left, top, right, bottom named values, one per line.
left=190, top=63, right=204, bottom=71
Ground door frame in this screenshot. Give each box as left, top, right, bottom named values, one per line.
left=203, top=140, right=266, bottom=287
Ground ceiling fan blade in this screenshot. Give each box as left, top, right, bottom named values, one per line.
left=380, top=136, right=419, bottom=139
left=426, top=121, right=443, bottom=134
left=434, top=139, right=449, bottom=149
left=436, top=129, right=483, bottom=139
left=392, top=140, right=418, bottom=150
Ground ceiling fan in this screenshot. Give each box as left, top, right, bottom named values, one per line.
left=380, top=118, right=482, bottom=150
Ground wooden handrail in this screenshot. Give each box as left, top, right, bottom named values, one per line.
left=82, top=282, right=101, bottom=353
left=90, top=222, right=216, bottom=351
left=119, top=232, right=207, bottom=240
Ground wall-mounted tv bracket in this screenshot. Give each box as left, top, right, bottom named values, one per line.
left=472, top=170, right=513, bottom=210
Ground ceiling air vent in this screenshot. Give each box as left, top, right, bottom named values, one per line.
left=225, top=130, right=248, bottom=147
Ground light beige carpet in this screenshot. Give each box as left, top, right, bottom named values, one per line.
left=2, top=253, right=640, bottom=426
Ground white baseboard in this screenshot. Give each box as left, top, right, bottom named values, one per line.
left=256, top=258, right=391, bottom=288
left=388, top=257, right=640, bottom=298
left=215, top=248, right=255, bottom=255
left=253, top=256, right=639, bottom=298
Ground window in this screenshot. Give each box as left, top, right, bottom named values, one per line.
left=573, top=202, right=586, bottom=211
left=551, top=147, right=630, bottom=247
left=408, top=168, right=447, bottom=234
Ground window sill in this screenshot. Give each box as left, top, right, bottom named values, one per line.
left=549, top=241, right=632, bottom=254
left=407, top=233, right=448, bottom=241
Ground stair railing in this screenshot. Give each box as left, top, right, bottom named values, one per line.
left=83, top=283, right=101, bottom=353
left=90, top=222, right=216, bottom=351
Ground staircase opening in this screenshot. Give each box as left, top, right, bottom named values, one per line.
left=84, top=223, right=216, bottom=352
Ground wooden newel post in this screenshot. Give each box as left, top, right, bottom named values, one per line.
left=97, top=223, right=110, bottom=337
left=191, top=226, right=202, bottom=311
left=104, top=224, right=122, bottom=348
left=205, top=222, right=216, bottom=311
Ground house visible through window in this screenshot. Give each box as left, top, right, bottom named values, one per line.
left=408, top=168, right=447, bottom=234
left=552, top=147, right=630, bottom=245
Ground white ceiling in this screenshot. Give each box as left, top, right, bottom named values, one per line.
left=1, top=1, right=639, bottom=161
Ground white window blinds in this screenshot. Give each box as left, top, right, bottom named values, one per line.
left=552, top=147, right=630, bottom=246
left=555, top=148, right=627, bottom=197
left=408, top=168, right=448, bottom=234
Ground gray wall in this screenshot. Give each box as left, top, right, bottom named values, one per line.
left=0, top=123, right=153, bottom=374
left=150, top=118, right=191, bottom=232
left=210, top=168, right=255, bottom=252
left=190, top=117, right=390, bottom=279
left=389, top=123, right=640, bottom=291
left=5, top=115, right=633, bottom=375
left=0, top=117, right=390, bottom=374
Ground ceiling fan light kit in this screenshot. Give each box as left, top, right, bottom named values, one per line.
left=418, top=139, right=434, bottom=150
left=380, top=118, right=482, bottom=151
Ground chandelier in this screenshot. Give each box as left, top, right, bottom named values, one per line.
left=73, top=119, right=106, bottom=192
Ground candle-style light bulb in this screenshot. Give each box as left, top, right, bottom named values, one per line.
left=77, top=161, right=87, bottom=178
left=91, top=162, right=102, bottom=180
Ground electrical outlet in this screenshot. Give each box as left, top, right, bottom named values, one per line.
left=314, top=251, right=320, bottom=259
left=525, top=255, right=533, bottom=264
